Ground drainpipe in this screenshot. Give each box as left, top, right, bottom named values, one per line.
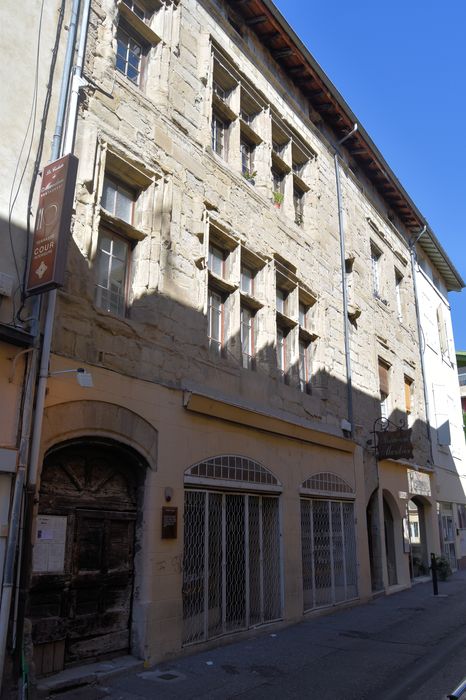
left=334, top=124, right=358, bottom=437
left=0, top=0, right=83, bottom=692
left=409, top=226, right=435, bottom=466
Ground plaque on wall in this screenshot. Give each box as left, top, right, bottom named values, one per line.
left=32, top=514, right=67, bottom=573
left=161, top=507, right=178, bottom=539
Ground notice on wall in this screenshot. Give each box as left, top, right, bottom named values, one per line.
left=32, top=515, right=67, bottom=573
left=407, top=469, right=431, bottom=497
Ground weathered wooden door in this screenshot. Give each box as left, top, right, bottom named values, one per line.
left=29, top=442, right=141, bottom=674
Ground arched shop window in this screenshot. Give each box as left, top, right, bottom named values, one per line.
left=183, top=456, right=282, bottom=646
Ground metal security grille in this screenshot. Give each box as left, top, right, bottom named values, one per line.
left=183, top=490, right=282, bottom=646
left=301, top=499, right=357, bottom=611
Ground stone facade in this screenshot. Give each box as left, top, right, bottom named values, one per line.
left=0, top=0, right=464, bottom=685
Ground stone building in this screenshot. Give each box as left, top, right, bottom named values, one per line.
left=0, top=0, right=464, bottom=686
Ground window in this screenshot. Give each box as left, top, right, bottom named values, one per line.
left=211, top=112, right=227, bottom=157
left=208, top=243, right=225, bottom=278
left=299, top=339, right=311, bottom=393
left=277, top=326, right=286, bottom=378
left=294, top=187, right=304, bottom=225
left=272, top=168, right=285, bottom=195
left=241, top=265, right=254, bottom=296
left=208, top=289, right=223, bottom=354
left=299, top=302, right=309, bottom=329
left=371, top=245, right=381, bottom=298
left=437, top=305, right=450, bottom=361
left=241, top=306, right=255, bottom=369
left=276, top=288, right=287, bottom=315
left=395, top=270, right=403, bottom=321
left=240, top=139, right=255, bottom=178
left=404, top=376, right=413, bottom=426
left=378, top=359, right=390, bottom=420
left=95, top=231, right=130, bottom=316
left=116, top=26, right=143, bottom=84
left=122, top=0, right=146, bottom=20
left=101, top=176, right=136, bottom=224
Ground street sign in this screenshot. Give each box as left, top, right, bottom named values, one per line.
left=26, top=154, right=78, bottom=296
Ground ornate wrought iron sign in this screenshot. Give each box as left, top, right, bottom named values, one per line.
left=373, top=417, right=413, bottom=461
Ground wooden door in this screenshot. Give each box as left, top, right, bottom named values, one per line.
left=29, top=443, right=140, bottom=673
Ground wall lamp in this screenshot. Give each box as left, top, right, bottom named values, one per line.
left=49, top=367, right=94, bottom=388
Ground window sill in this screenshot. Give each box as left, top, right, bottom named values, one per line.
left=240, top=291, right=263, bottom=311
left=208, top=270, right=237, bottom=294
left=100, top=208, right=147, bottom=241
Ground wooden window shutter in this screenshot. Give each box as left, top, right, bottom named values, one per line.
left=378, top=360, right=390, bottom=396
left=404, top=378, right=412, bottom=413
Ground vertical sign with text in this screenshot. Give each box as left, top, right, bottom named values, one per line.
left=26, top=154, right=78, bottom=296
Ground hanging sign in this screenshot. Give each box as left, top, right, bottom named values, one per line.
left=26, top=153, right=78, bottom=296
left=376, top=427, right=413, bottom=461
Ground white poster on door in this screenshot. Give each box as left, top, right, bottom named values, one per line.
left=32, top=515, right=67, bottom=573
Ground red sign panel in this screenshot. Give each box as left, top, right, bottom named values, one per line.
left=26, top=154, right=78, bottom=296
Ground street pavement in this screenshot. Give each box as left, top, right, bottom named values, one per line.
left=84, top=571, right=466, bottom=699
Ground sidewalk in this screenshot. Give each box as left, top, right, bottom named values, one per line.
left=45, top=570, right=466, bottom=700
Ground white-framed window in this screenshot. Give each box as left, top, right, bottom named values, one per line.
left=395, top=270, right=403, bottom=320
left=208, top=243, right=225, bottom=278
left=95, top=231, right=130, bottom=316
left=371, top=245, right=381, bottom=298
left=116, top=26, right=144, bottom=85
left=299, top=339, right=311, bottom=393
left=101, top=176, right=136, bottom=224
left=208, top=289, right=223, bottom=354
left=241, top=305, right=255, bottom=369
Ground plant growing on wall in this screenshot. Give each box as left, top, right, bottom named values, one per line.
left=242, top=169, right=257, bottom=183
left=273, top=190, right=284, bottom=207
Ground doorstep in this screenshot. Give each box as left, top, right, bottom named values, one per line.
left=36, top=655, right=144, bottom=698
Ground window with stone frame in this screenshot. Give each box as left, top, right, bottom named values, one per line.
left=211, top=52, right=238, bottom=161
left=404, top=375, right=414, bottom=427
left=395, top=269, right=404, bottom=321
left=241, top=305, right=255, bottom=369
left=378, top=358, right=391, bottom=420
left=371, top=243, right=382, bottom=299
left=206, top=224, right=238, bottom=357
left=116, top=0, right=162, bottom=89
left=208, top=288, right=224, bottom=354
left=96, top=150, right=154, bottom=317
left=95, top=230, right=131, bottom=316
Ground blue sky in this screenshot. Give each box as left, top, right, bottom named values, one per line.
left=273, top=0, right=466, bottom=350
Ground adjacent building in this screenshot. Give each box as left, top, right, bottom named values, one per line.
left=0, top=0, right=464, bottom=689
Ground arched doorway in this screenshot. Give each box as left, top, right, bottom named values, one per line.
left=408, top=497, right=428, bottom=578
left=29, top=439, right=147, bottom=675
left=383, top=496, right=398, bottom=586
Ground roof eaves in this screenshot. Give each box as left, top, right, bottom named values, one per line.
left=252, top=0, right=464, bottom=292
